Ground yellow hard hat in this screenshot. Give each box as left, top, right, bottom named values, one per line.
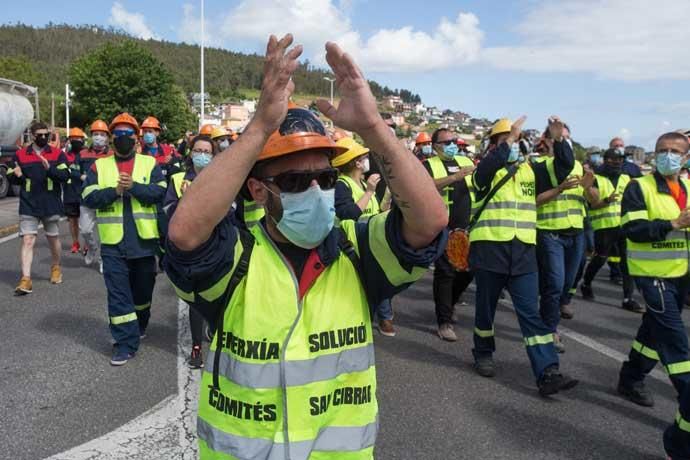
left=331, top=137, right=370, bottom=167
left=490, top=118, right=512, bottom=137
left=211, top=126, right=229, bottom=140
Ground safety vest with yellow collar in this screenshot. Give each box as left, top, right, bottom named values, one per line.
left=537, top=159, right=586, bottom=231
left=427, top=154, right=475, bottom=213
left=337, top=174, right=381, bottom=221
left=590, top=173, right=630, bottom=231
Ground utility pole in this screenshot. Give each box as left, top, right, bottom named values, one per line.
left=323, top=77, right=335, bottom=105
left=51, top=93, right=55, bottom=129
left=65, top=84, right=70, bottom=132
left=200, top=0, right=205, bottom=127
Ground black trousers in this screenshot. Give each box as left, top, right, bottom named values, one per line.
left=583, top=228, right=634, bottom=298
left=433, top=253, right=473, bottom=325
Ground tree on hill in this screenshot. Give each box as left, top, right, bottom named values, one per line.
left=68, top=41, right=196, bottom=141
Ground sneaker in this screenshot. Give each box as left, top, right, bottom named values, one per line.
left=474, top=356, right=495, bottom=378
left=110, top=350, right=135, bottom=366
left=622, top=299, right=645, bottom=313
left=187, top=346, right=204, bottom=369
left=560, top=303, right=574, bottom=320
left=140, top=327, right=147, bottom=340
left=437, top=323, right=458, bottom=342
left=581, top=283, right=594, bottom=301
left=82, top=245, right=89, bottom=256
left=99, top=260, right=103, bottom=274
left=377, top=319, right=396, bottom=337
left=50, top=265, right=63, bottom=284
left=617, top=380, right=654, bottom=407
left=538, top=366, right=579, bottom=396
left=85, top=248, right=96, bottom=266
left=70, top=241, right=80, bottom=253
left=14, top=276, right=32, bottom=295
left=554, top=333, right=565, bottom=354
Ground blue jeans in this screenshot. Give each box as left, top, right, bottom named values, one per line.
left=374, top=298, right=393, bottom=321
left=473, top=269, right=559, bottom=380
left=537, top=231, right=585, bottom=332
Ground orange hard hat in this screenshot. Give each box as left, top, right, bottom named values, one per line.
left=199, top=124, right=215, bottom=136
left=415, top=132, right=432, bottom=144
left=141, top=116, right=161, bottom=131
left=69, top=127, right=86, bottom=138
left=258, top=106, right=347, bottom=162
left=109, top=113, right=140, bottom=132
left=90, top=119, right=110, bottom=134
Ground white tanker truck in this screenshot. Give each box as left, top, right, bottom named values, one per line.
left=0, top=77, right=38, bottom=198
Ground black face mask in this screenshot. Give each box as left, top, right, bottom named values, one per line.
left=70, top=140, right=84, bottom=152
left=603, top=163, right=622, bottom=176
left=113, top=136, right=136, bottom=158
left=34, top=135, right=49, bottom=148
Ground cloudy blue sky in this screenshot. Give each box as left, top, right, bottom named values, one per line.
left=4, top=0, right=689, bottom=149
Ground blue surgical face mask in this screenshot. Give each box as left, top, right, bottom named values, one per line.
left=656, top=151, right=682, bottom=176
left=625, top=156, right=634, bottom=163
left=590, top=154, right=602, bottom=166
left=143, top=132, right=156, bottom=145
left=507, top=143, right=520, bottom=163
left=92, top=133, right=108, bottom=148
left=191, top=152, right=212, bottom=170
left=270, top=184, right=335, bottom=249
left=441, top=143, right=459, bottom=159
left=421, top=145, right=433, bottom=156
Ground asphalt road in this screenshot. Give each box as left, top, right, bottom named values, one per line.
left=0, top=221, right=683, bottom=459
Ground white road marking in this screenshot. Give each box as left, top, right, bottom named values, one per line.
left=0, top=231, right=19, bottom=244
left=44, top=299, right=200, bottom=460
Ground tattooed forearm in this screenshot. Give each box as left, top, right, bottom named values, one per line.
left=370, top=151, right=410, bottom=208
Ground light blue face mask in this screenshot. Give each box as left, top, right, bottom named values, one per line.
left=191, top=152, right=212, bottom=170
left=270, top=184, right=335, bottom=249
left=507, top=143, right=520, bottom=163
left=625, top=156, right=634, bottom=163
left=441, top=143, right=459, bottom=159
left=421, top=145, right=433, bottom=156
left=656, top=151, right=682, bottom=176
left=590, top=154, right=602, bottom=166
left=143, top=132, right=156, bottom=145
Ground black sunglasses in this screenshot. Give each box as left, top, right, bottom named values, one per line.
left=261, top=168, right=339, bottom=193
left=436, top=139, right=458, bottom=146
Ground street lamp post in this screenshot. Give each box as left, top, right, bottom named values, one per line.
left=323, top=77, right=335, bottom=105
left=65, top=84, right=71, bottom=132
left=200, top=0, right=205, bottom=128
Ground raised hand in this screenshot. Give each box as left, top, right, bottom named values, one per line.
left=316, top=42, right=381, bottom=135
left=366, top=173, right=381, bottom=193
left=548, top=115, right=565, bottom=141
left=506, top=116, right=527, bottom=145
left=253, top=34, right=303, bottom=136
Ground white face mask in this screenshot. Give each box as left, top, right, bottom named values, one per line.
left=359, top=157, right=370, bottom=173
left=92, top=133, right=108, bottom=147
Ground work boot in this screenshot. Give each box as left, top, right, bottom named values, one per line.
left=622, top=299, right=645, bottom=313
left=110, top=350, right=135, bottom=366
left=474, top=356, right=495, bottom=378
left=581, top=283, right=594, bottom=301
left=50, top=265, right=63, bottom=284
left=553, top=333, right=565, bottom=354
left=14, top=276, right=32, bottom=296
left=560, top=303, right=574, bottom=320
left=617, top=380, right=654, bottom=407
left=437, top=323, right=457, bottom=342
left=378, top=319, right=396, bottom=337
left=538, top=366, right=579, bottom=396
left=70, top=241, right=80, bottom=254
left=187, top=345, right=204, bottom=369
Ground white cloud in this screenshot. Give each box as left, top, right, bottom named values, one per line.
left=219, top=0, right=482, bottom=72
left=108, top=2, right=159, bottom=40
left=617, top=128, right=631, bottom=143
left=483, top=0, right=690, bottom=81
left=177, top=3, right=222, bottom=47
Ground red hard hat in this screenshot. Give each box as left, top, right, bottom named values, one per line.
left=456, top=138, right=467, bottom=146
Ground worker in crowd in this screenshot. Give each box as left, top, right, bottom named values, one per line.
left=165, top=135, right=219, bottom=369
left=581, top=148, right=643, bottom=312
left=82, top=113, right=166, bottom=366
left=140, top=116, right=182, bottom=180
left=210, top=126, right=233, bottom=152
left=610, top=136, right=642, bottom=178
left=423, top=128, right=475, bottom=341
left=614, top=132, right=690, bottom=459
left=534, top=125, right=587, bottom=352
left=8, top=121, right=70, bottom=295
left=456, top=137, right=470, bottom=157
left=77, top=120, right=113, bottom=271
left=414, top=131, right=433, bottom=160
left=332, top=136, right=396, bottom=336
left=163, top=34, right=447, bottom=459
left=63, top=127, right=87, bottom=254
left=469, top=115, right=578, bottom=396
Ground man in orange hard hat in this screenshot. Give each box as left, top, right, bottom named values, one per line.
left=414, top=131, right=433, bottom=161
left=63, top=127, right=88, bottom=254
left=163, top=34, right=447, bottom=459
left=77, top=119, right=113, bottom=271
left=82, top=113, right=167, bottom=366
left=141, top=116, right=182, bottom=181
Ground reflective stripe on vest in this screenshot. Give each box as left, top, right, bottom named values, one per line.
left=537, top=159, right=585, bottom=230
left=427, top=155, right=474, bottom=215
left=625, top=174, right=690, bottom=278
left=590, top=174, right=630, bottom=230
left=94, top=154, right=159, bottom=245
left=243, top=200, right=265, bottom=227
left=198, top=219, right=389, bottom=460
left=470, top=163, right=537, bottom=244
left=337, top=175, right=380, bottom=221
